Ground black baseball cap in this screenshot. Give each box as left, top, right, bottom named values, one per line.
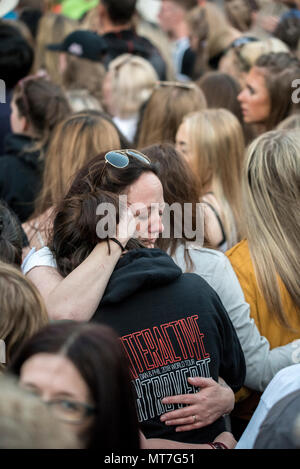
left=47, top=30, right=108, bottom=62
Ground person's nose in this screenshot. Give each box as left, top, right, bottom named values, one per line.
left=238, top=89, right=247, bottom=103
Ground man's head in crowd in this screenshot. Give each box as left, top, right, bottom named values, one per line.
left=99, top=0, right=137, bottom=29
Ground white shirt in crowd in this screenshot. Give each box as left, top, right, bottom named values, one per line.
left=236, top=364, right=300, bottom=449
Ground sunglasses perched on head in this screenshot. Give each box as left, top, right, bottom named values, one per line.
left=99, top=149, right=151, bottom=183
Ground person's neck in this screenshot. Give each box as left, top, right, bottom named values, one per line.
left=170, top=21, right=189, bottom=41
left=100, top=20, right=132, bottom=35
left=253, top=122, right=267, bottom=136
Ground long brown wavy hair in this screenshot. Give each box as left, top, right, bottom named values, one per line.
left=50, top=152, right=158, bottom=277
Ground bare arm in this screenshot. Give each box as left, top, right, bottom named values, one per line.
left=25, top=206, right=138, bottom=321
left=26, top=241, right=123, bottom=322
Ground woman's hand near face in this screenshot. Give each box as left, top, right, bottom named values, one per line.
left=116, top=205, right=138, bottom=247
left=25, top=206, right=143, bottom=321
left=160, top=376, right=234, bottom=432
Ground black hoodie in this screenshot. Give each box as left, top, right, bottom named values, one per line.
left=93, top=248, right=246, bottom=444
left=0, top=133, right=42, bottom=222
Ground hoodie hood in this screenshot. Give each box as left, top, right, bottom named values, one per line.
left=101, top=248, right=182, bottom=305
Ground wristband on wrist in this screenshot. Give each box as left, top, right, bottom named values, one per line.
left=109, top=238, right=126, bottom=252
left=207, top=442, right=228, bottom=449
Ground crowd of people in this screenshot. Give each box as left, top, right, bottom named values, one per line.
left=0, top=0, right=300, bottom=450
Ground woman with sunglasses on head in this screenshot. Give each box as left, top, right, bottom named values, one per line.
left=8, top=321, right=140, bottom=450
left=25, top=148, right=245, bottom=448
left=0, top=75, right=71, bottom=222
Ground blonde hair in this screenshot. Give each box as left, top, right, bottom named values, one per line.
left=0, top=262, right=48, bottom=371
left=35, top=112, right=121, bottom=216
left=240, top=38, right=289, bottom=68
left=137, top=82, right=207, bottom=147
left=244, top=129, right=300, bottom=328
left=220, top=37, right=289, bottom=86
left=2, top=19, right=34, bottom=48
left=66, top=89, right=103, bottom=113
left=107, top=54, right=158, bottom=119
left=204, top=2, right=240, bottom=60
left=33, top=13, right=79, bottom=85
left=182, top=108, right=245, bottom=246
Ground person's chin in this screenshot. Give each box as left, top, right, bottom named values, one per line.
left=242, top=110, right=256, bottom=124
left=241, top=109, right=250, bottom=122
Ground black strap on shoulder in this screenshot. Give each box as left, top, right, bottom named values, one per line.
left=203, top=201, right=227, bottom=247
